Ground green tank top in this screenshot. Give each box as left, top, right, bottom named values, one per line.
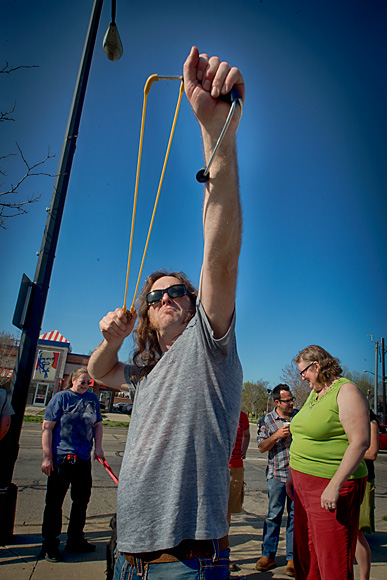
left=289, top=377, right=367, bottom=480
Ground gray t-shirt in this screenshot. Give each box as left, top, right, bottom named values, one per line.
left=0, top=388, right=14, bottom=418
left=118, top=300, right=243, bottom=553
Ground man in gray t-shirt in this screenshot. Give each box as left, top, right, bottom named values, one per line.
left=89, top=46, right=245, bottom=579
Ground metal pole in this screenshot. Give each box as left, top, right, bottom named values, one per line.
left=382, top=337, right=386, bottom=424
left=0, top=0, right=104, bottom=543
left=374, top=341, right=379, bottom=416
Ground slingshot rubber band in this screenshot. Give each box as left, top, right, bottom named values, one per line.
left=123, top=75, right=184, bottom=314
left=97, top=456, right=119, bottom=484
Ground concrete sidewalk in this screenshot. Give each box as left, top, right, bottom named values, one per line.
left=1, top=414, right=386, bottom=579
left=1, top=501, right=387, bottom=579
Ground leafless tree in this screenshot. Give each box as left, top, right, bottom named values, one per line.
left=341, top=366, right=374, bottom=400
left=1, top=62, right=55, bottom=228
left=280, top=361, right=311, bottom=408
left=0, top=331, right=19, bottom=388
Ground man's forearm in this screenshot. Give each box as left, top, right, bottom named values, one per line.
left=241, top=434, right=250, bottom=457
left=201, top=133, right=242, bottom=272
left=88, top=339, right=121, bottom=382
left=199, top=132, right=242, bottom=338
left=258, top=434, right=278, bottom=453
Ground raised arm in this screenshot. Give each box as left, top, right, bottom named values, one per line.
left=183, top=47, right=245, bottom=338
left=88, top=308, right=137, bottom=389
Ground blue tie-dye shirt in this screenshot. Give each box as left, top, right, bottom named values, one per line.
left=44, top=389, right=102, bottom=460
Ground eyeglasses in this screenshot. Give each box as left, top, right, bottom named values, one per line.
left=146, top=283, right=187, bottom=306
left=79, top=380, right=92, bottom=386
left=299, top=362, right=314, bottom=376
left=279, top=397, right=295, bottom=403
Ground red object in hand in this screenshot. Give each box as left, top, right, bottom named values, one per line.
left=97, top=457, right=119, bottom=484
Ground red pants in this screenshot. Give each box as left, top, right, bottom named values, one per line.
left=291, top=469, right=366, bottom=580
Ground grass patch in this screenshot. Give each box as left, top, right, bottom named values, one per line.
left=23, top=414, right=129, bottom=428
left=24, top=414, right=44, bottom=422
left=102, top=419, right=129, bottom=428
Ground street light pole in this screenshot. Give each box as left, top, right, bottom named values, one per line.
left=382, top=337, right=386, bottom=424
left=368, top=335, right=380, bottom=416
left=374, top=340, right=379, bottom=415
left=0, top=0, right=105, bottom=544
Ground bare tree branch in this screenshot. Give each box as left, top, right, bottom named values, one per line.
left=0, top=153, right=16, bottom=176
left=0, top=145, right=56, bottom=228
left=0, top=103, right=16, bottom=123
left=280, top=362, right=311, bottom=408
left=0, top=331, right=19, bottom=387
left=1, top=61, right=39, bottom=75
left=0, top=61, right=55, bottom=229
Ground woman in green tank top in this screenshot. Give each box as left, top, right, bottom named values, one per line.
left=288, top=345, right=370, bottom=580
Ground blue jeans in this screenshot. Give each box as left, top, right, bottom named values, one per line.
left=262, top=476, right=294, bottom=561
left=113, top=549, right=230, bottom=580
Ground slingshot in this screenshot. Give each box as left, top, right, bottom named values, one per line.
left=122, top=76, right=243, bottom=314
left=123, top=74, right=184, bottom=314
left=196, top=87, right=243, bottom=183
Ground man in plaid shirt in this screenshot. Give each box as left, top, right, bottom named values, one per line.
left=255, top=384, right=298, bottom=577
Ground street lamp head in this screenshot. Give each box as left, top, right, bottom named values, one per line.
left=103, top=22, right=123, bottom=61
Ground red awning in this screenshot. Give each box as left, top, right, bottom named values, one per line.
left=39, top=330, right=70, bottom=343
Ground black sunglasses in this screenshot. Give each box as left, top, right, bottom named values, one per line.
left=146, top=283, right=187, bottom=306
left=299, top=362, right=314, bottom=376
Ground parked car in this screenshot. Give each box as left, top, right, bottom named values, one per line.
left=112, top=402, right=133, bottom=415
left=379, top=424, right=387, bottom=451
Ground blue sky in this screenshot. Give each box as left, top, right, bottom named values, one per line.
left=1, top=0, right=386, bottom=387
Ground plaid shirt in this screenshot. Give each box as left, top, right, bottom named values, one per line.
left=257, top=408, right=298, bottom=483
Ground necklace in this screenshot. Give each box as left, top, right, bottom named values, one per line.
left=309, top=378, right=339, bottom=408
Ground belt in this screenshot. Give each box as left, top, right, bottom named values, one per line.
left=58, top=454, right=78, bottom=465
left=124, top=535, right=229, bottom=564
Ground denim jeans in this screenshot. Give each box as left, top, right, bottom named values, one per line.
left=113, top=549, right=231, bottom=580
left=262, top=476, right=294, bottom=560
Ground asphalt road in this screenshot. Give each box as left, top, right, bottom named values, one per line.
left=11, top=422, right=387, bottom=529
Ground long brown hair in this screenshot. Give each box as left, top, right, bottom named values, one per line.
left=294, top=345, right=342, bottom=385
left=65, top=366, right=89, bottom=389
left=131, top=270, right=197, bottom=378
